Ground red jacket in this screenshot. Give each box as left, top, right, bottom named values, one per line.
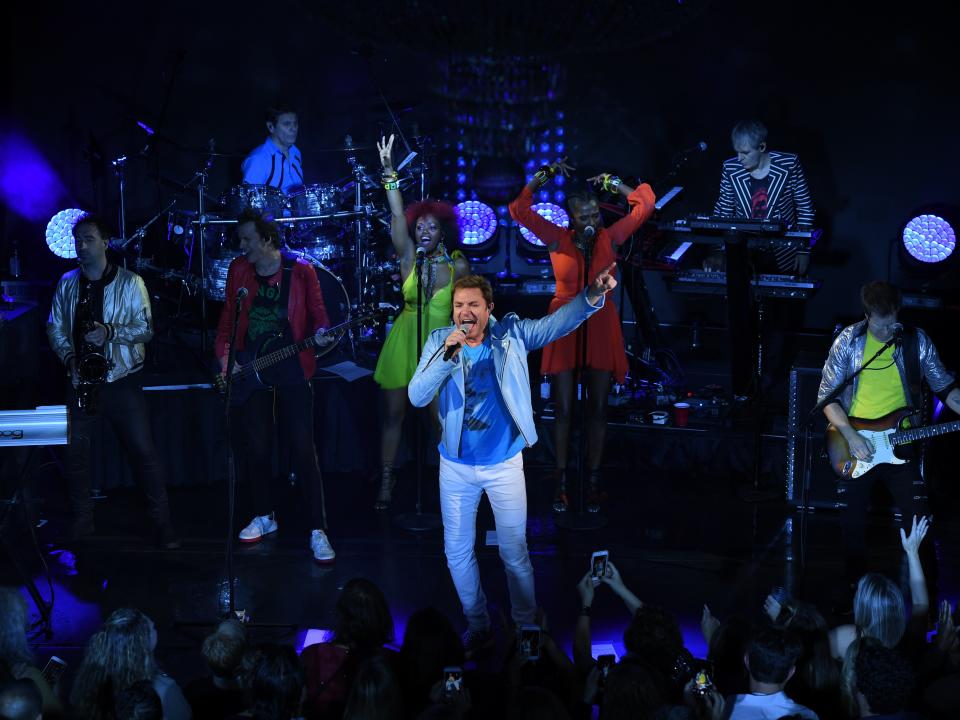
left=215, top=255, right=330, bottom=380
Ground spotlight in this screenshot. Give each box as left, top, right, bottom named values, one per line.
left=901, top=214, right=955, bottom=264
left=518, top=202, right=568, bottom=249
left=45, top=208, right=85, bottom=258
left=455, top=200, right=498, bottom=251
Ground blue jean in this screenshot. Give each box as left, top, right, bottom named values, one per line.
left=439, top=451, right=537, bottom=630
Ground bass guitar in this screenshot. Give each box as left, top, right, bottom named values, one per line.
left=215, top=310, right=382, bottom=405
left=824, top=407, right=960, bottom=479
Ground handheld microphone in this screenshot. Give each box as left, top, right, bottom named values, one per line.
left=678, top=141, right=708, bottom=156
left=237, top=287, right=249, bottom=300
left=443, top=323, right=473, bottom=361
left=583, top=225, right=596, bottom=239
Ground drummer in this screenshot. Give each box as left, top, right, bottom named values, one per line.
left=241, top=103, right=304, bottom=194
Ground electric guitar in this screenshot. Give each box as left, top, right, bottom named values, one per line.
left=215, top=310, right=383, bottom=406
left=824, top=407, right=960, bottom=479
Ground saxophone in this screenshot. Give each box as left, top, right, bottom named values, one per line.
left=75, top=293, right=112, bottom=415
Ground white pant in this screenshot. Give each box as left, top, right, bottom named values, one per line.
left=439, top=451, right=537, bottom=631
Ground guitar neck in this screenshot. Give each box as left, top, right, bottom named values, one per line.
left=891, top=420, right=960, bottom=444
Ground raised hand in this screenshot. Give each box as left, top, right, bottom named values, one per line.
left=377, top=134, right=395, bottom=172
left=549, top=157, right=576, bottom=178
left=763, top=594, right=782, bottom=623
left=701, top=604, right=721, bottom=644
left=577, top=570, right=598, bottom=606
left=900, top=514, right=931, bottom=556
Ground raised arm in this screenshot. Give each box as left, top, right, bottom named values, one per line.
left=378, top=134, right=414, bottom=266
left=508, top=159, right=575, bottom=252
left=587, top=173, right=657, bottom=247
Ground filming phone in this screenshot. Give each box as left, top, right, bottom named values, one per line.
left=518, top=624, right=541, bottom=660
left=590, top=550, right=609, bottom=581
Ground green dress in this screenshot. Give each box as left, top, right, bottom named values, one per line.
left=374, top=261, right=454, bottom=390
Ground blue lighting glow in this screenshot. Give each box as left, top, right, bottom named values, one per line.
left=518, top=202, right=569, bottom=247
left=902, top=214, right=956, bottom=263
left=45, top=208, right=85, bottom=258
left=0, top=132, right=66, bottom=221
left=454, top=200, right=498, bottom=246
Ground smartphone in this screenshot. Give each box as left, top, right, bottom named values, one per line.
left=597, top=653, right=616, bottom=684
left=694, top=669, right=714, bottom=696
left=42, top=655, right=67, bottom=686
left=443, top=665, right=463, bottom=695
left=519, top=624, right=541, bottom=660
left=590, top=550, right=609, bottom=582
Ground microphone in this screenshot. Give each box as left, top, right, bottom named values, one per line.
left=892, top=323, right=904, bottom=346
left=443, top=323, right=473, bottom=361
left=237, top=287, right=249, bottom=300
left=677, top=141, right=708, bottom=156
left=583, top=225, right=596, bottom=239
left=416, top=245, right=427, bottom=265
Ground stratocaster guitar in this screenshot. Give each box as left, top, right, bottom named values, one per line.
left=215, top=310, right=382, bottom=406
left=825, top=407, right=960, bottom=479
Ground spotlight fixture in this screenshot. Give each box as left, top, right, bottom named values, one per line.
left=45, top=208, right=85, bottom=258
left=454, top=200, right=498, bottom=247
left=901, top=213, right=955, bottom=264
left=517, top=202, right=568, bottom=249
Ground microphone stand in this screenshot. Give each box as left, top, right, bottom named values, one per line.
left=396, top=251, right=441, bottom=531
left=795, top=330, right=900, bottom=576
left=556, top=234, right=607, bottom=531
left=222, top=291, right=244, bottom=615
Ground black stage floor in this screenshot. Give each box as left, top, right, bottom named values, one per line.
left=6, top=457, right=960, bottom=693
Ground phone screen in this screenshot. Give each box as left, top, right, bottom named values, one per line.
left=519, top=625, right=541, bottom=660
left=443, top=666, right=463, bottom=694
left=42, top=656, right=67, bottom=686
left=590, top=551, right=609, bottom=581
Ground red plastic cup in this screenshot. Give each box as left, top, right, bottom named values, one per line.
left=673, top=402, right=691, bottom=427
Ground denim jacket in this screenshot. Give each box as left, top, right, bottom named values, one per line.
left=817, top=320, right=955, bottom=413
left=408, top=290, right=603, bottom=460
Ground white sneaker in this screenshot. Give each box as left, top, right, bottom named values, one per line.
left=310, top=529, right=336, bottom=563
left=238, top=513, right=277, bottom=543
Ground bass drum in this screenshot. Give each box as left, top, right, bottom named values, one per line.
left=312, top=262, right=351, bottom=357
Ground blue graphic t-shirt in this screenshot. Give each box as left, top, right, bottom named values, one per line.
left=440, top=336, right=525, bottom=465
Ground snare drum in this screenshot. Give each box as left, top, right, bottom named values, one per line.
left=221, top=184, right=287, bottom=218
left=288, top=184, right=342, bottom=219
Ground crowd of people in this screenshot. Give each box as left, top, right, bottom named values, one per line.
left=2, top=515, right=957, bottom=719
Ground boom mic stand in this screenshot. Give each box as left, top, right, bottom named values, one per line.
left=556, top=236, right=607, bottom=531
left=395, top=250, right=442, bottom=531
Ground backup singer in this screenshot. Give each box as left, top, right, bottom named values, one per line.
left=47, top=214, right=180, bottom=548
left=241, top=103, right=304, bottom=194
left=215, top=209, right=336, bottom=562
left=509, top=162, right=655, bottom=512
left=371, top=134, right=469, bottom=511
left=408, top=272, right=615, bottom=655
left=819, top=281, right=959, bottom=582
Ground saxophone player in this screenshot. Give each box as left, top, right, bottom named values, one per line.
left=47, top=214, right=180, bottom=549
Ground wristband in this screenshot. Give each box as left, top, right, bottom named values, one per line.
left=602, top=174, right=622, bottom=194
left=383, top=181, right=399, bottom=191
left=579, top=605, right=592, bottom=616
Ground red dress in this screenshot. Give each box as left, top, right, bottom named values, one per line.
left=509, top=184, right=656, bottom=382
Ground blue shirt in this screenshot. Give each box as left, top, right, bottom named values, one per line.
left=440, top=337, right=525, bottom=465
left=241, top=137, right=304, bottom=193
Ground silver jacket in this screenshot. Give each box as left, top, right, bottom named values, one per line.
left=47, top=266, right=153, bottom=383
left=818, top=320, right=954, bottom=413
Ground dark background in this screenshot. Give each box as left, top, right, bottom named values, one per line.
left=2, top=0, right=958, bottom=368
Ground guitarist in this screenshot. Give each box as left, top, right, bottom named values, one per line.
left=818, top=280, right=960, bottom=583
left=215, top=209, right=336, bottom=563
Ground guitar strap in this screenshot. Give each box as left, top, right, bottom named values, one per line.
left=278, top=253, right=295, bottom=317
left=902, top=325, right=922, bottom=411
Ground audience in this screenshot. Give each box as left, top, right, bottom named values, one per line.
left=848, top=637, right=916, bottom=719
left=69, top=608, right=191, bottom=720
left=236, top=643, right=305, bottom=720
left=184, top=618, right=248, bottom=719
left=0, top=587, right=63, bottom=717
left=342, top=654, right=403, bottom=720
left=0, top=678, right=43, bottom=720
left=114, top=679, right=163, bottom=720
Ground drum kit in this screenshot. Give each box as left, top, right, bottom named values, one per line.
left=131, top=134, right=427, bottom=355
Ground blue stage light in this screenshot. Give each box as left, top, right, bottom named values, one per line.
left=455, top=200, right=498, bottom=246
left=518, top=202, right=569, bottom=247
left=45, top=208, right=85, bottom=258
left=902, top=214, right=956, bottom=263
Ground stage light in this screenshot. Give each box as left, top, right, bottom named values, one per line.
left=518, top=202, right=569, bottom=248
left=902, top=214, right=955, bottom=263
left=455, top=200, right=498, bottom=247
left=45, top=208, right=85, bottom=258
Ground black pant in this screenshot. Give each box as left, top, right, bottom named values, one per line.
left=838, top=457, right=930, bottom=581
left=231, top=382, right=326, bottom=529
left=66, top=374, right=170, bottom=529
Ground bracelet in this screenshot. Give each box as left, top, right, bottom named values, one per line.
left=381, top=172, right=398, bottom=180
left=383, top=181, right=399, bottom=191
left=602, top=174, right=622, bottom=194
left=579, top=605, right=592, bottom=616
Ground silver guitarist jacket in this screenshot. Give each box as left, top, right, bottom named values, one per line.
left=818, top=320, right=955, bottom=414
left=47, top=266, right=153, bottom=383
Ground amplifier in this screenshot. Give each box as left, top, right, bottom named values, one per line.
left=786, top=353, right=845, bottom=509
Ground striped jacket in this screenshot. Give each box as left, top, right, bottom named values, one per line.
left=713, top=151, right=815, bottom=271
